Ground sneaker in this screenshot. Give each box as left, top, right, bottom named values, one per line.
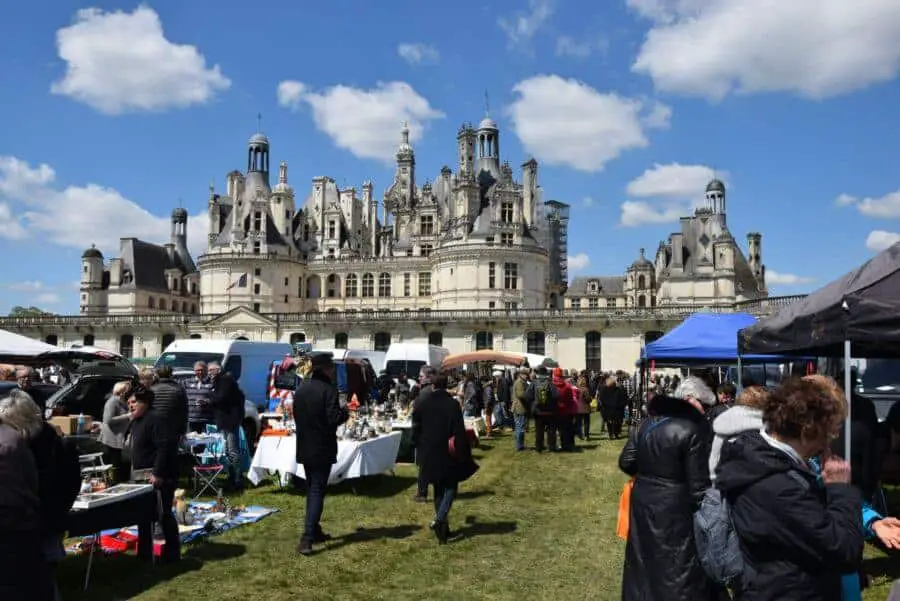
left=296, top=540, right=313, bottom=556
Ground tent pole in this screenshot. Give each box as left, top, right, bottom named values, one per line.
left=843, top=340, right=852, bottom=461
left=736, top=356, right=743, bottom=394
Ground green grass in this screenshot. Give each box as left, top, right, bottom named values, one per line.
left=55, top=416, right=900, bottom=601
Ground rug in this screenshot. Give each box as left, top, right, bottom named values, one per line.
left=66, top=502, right=278, bottom=555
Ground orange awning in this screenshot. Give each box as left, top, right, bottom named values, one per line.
left=441, top=350, right=527, bottom=370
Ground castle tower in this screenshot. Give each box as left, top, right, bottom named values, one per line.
left=80, top=245, right=106, bottom=315
left=272, top=160, right=295, bottom=238
left=456, top=123, right=475, bottom=177
left=747, top=232, right=764, bottom=285
left=706, top=178, right=726, bottom=219
left=476, top=115, right=500, bottom=177
left=394, top=122, right=416, bottom=208
left=522, top=158, right=538, bottom=227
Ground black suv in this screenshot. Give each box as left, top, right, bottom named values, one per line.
left=45, top=360, right=138, bottom=420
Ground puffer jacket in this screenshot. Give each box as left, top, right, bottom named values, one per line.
left=716, top=431, right=863, bottom=601
left=619, top=395, right=721, bottom=601
left=708, top=405, right=763, bottom=481
left=150, top=378, right=189, bottom=436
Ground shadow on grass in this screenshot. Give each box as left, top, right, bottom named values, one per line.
left=456, top=489, right=496, bottom=500
left=57, top=541, right=246, bottom=601
left=864, top=554, right=900, bottom=581
left=450, top=516, right=517, bottom=541
left=578, top=444, right=600, bottom=451
left=267, top=475, right=418, bottom=498
left=319, top=524, right=423, bottom=553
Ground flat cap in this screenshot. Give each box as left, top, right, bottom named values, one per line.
left=308, top=351, right=335, bottom=368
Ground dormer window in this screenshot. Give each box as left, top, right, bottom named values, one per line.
left=587, top=280, right=600, bottom=294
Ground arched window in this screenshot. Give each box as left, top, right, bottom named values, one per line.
left=159, top=298, right=167, bottom=311
left=638, top=295, right=647, bottom=308
left=428, top=331, right=443, bottom=347
left=83, top=334, right=95, bottom=346
left=645, top=330, right=664, bottom=344
left=334, top=333, right=349, bottom=349
left=378, top=273, right=391, bottom=297
left=45, top=334, right=58, bottom=346
left=119, top=334, right=134, bottom=358
left=148, top=297, right=155, bottom=309
left=475, top=331, right=493, bottom=351
left=326, top=274, right=341, bottom=298
left=306, top=275, right=321, bottom=299
left=289, top=333, right=306, bottom=346
left=526, top=331, right=545, bottom=356
left=345, top=274, right=358, bottom=297
left=161, top=333, right=176, bottom=350
left=189, top=334, right=202, bottom=339
left=638, top=275, right=646, bottom=289
left=585, top=331, right=602, bottom=372
left=373, top=332, right=391, bottom=352
left=362, top=273, right=375, bottom=297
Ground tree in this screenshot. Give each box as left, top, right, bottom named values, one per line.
left=8, top=306, right=54, bottom=317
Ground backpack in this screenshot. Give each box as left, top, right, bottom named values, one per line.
left=694, top=466, right=810, bottom=585
left=534, top=381, right=554, bottom=412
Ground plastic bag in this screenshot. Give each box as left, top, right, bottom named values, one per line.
left=616, top=478, right=634, bottom=540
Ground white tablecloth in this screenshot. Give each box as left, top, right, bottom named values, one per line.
left=247, top=431, right=402, bottom=486
left=391, top=417, right=486, bottom=437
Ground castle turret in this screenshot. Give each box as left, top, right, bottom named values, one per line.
left=80, top=245, right=106, bottom=315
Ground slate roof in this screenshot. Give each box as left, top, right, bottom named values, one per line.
left=567, top=276, right=626, bottom=296
left=118, top=238, right=195, bottom=292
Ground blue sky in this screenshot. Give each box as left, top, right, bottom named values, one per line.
left=1, top=0, right=899, bottom=314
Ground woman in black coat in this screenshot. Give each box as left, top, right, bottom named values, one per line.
left=716, top=378, right=863, bottom=601
left=618, top=395, right=723, bottom=601
left=600, top=376, right=626, bottom=439
left=411, top=375, right=478, bottom=544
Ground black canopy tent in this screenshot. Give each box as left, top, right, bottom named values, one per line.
left=739, top=242, right=900, bottom=358
left=738, top=242, right=900, bottom=459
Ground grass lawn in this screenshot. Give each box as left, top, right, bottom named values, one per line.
left=56, top=415, right=900, bottom=601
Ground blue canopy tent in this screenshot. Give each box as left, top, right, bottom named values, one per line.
left=640, top=312, right=796, bottom=364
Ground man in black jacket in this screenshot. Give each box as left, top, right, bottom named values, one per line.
left=150, top=365, right=189, bottom=437
left=412, top=366, right=436, bottom=503
left=207, top=363, right=246, bottom=491
left=125, top=387, right=180, bottom=564
left=294, top=352, right=349, bottom=556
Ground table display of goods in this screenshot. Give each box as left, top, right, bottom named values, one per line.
left=337, top=416, right=394, bottom=442
left=72, top=483, right=154, bottom=510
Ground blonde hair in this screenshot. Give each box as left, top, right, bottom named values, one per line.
left=138, top=367, right=156, bottom=387
left=802, top=374, right=847, bottom=409
left=737, top=385, right=770, bottom=409
left=113, top=380, right=133, bottom=397
left=0, top=390, right=43, bottom=438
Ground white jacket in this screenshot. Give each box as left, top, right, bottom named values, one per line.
left=708, top=405, right=764, bottom=482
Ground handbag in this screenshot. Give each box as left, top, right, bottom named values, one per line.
left=590, top=396, right=599, bottom=411
left=616, top=478, right=634, bottom=540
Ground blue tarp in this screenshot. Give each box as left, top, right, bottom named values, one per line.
left=641, top=312, right=792, bottom=363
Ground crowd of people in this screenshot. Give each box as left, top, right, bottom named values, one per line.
left=0, top=361, right=250, bottom=600
left=620, top=372, right=900, bottom=601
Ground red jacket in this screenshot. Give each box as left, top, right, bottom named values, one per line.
left=552, top=370, right=579, bottom=416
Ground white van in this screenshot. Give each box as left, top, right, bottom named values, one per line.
left=155, top=339, right=293, bottom=411
left=384, top=343, right=449, bottom=379
left=317, top=348, right=386, bottom=373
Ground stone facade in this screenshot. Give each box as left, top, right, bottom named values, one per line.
left=44, top=115, right=785, bottom=371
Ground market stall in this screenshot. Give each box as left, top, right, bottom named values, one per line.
left=247, top=431, right=402, bottom=487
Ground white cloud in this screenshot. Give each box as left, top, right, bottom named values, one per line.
left=0, top=203, right=27, bottom=240
left=568, top=253, right=591, bottom=272
left=0, top=156, right=208, bottom=257
left=51, top=6, right=230, bottom=114
left=507, top=75, right=670, bottom=173
left=866, top=230, right=900, bottom=252
left=276, top=80, right=444, bottom=163
left=619, top=163, right=722, bottom=226
left=765, top=270, right=815, bottom=286
left=35, top=292, right=61, bottom=305
left=836, top=189, right=900, bottom=218
left=555, top=36, right=607, bottom=58
left=499, top=0, right=554, bottom=48
left=6, top=281, right=45, bottom=292
left=628, top=0, right=900, bottom=100
left=397, top=43, right=440, bottom=65
left=627, top=163, right=722, bottom=199
left=620, top=201, right=686, bottom=227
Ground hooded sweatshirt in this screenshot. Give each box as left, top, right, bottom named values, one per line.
left=708, top=405, right=763, bottom=481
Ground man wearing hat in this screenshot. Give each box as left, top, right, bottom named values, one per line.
left=293, top=351, right=350, bottom=556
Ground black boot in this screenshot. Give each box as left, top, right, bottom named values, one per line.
left=430, top=520, right=449, bottom=545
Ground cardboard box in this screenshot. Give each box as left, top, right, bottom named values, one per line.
left=50, top=415, right=93, bottom=435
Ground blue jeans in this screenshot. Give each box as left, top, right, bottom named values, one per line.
left=513, top=414, right=527, bottom=451
left=433, top=481, right=458, bottom=523
left=302, top=464, right=331, bottom=543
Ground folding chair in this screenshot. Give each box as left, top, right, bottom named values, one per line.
left=190, top=434, right=227, bottom=500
